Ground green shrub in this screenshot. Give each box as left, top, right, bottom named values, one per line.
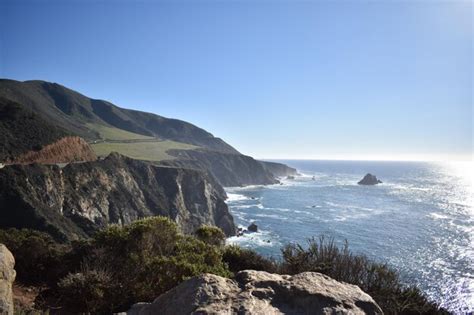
left=0, top=228, right=68, bottom=285
left=57, top=267, right=115, bottom=314
left=50, top=217, right=230, bottom=313
left=195, top=225, right=226, bottom=247
left=222, top=245, right=278, bottom=274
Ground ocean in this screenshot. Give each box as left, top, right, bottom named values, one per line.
left=225, top=160, right=473, bottom=313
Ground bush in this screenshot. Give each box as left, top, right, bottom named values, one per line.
left=0, top=228, right=68, bottom=285
left=49, top=217, right=231, bottom=313
left=57, top=267, right=115, bottom=314
left=222, top=245, right=278, bottom=274
left=3, top=223, right=446, bottom=314
left=195, top=225, right=226, bottom=247
left=280, top=236, right=448, bottom=314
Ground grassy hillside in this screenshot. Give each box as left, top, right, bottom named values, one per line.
left=91, top=140, right=198, bottom=161
left=86, top=123, right=155, bottom=141
left=0, top=79, right=239, bottom=154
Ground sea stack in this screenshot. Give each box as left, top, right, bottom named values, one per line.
left=358, top=173, right=382, bottom=185
left=248, top=223, right=258, bottom=233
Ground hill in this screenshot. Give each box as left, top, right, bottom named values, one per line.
left=0, top=79, right=238, bottom=153
left=0, top=79, right=296, bottom=186
left=0, top=97, right=69, bottom=161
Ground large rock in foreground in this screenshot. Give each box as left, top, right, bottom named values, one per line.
left=0, top=153, right=236, bottom=241
left=0, top=244, right=15, bottom=315
left=127, top=270, right=383, bottom=315
left=358, top=173, right=382, bottom=185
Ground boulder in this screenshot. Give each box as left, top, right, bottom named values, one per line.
left=126, top=270, right=383, bottom=315
left=0, top=244, right=15, bottom=315
left=247, top=223, right=258, bottom=233
left=358, top=173, right=382, bottom=185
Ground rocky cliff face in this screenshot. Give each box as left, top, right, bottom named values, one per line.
left=7, top=136, right=96, bottom=165
left=127, top=270, right=383, bottom=315
left=163, top=150, right=279, bottom=187
left=259, top=160, right=298, bottom=178
left=0, top=153, right=235, bottom=241
left=0, top=244, right=15, bottom=315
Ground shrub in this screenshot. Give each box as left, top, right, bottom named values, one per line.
left=3, top=223, right=446, bottom=314
left=0, top=228, right=68, bottom=285
left=222, top=245, right=278, bottom=274
left=51, top=217, right=231, bottom=313
left=57, top=267, right=115, bottom=314
left=195, top=225, right=226, bottom=247
left=280, top=236, right=448, bottom=314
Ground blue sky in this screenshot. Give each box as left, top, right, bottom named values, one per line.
left=1, top=0, right=472, bottom=160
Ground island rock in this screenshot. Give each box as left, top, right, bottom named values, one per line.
left=358, top=173, right=382, bottom=185
left=247, top=223, right=258, bottom=233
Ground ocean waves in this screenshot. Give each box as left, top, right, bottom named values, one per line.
left=225, top=160, right=473, bottom=313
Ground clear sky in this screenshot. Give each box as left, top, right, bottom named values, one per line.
left=1, top=0, right=472, bottom=161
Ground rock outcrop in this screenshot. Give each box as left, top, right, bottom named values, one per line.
left=127, top=270, right=383, bottom=315
left=7, top=136, right=96, bottom=165
left=163, top=149, right=279, bottom=187
left=0, top=244, right=15, bottom=315
left=358, top=174, right=382, bottom=185
left=0, top=153, right=235, bottom=241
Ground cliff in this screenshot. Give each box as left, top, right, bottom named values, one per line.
left=127, top=270, right=383, bottom=315
left=7, top=136, right=96, bottom=165
left=259, top=160, right=298, bottom=178
left=0, top=153, right=235, bottom=241
left=163, top=149, right=279, bottom=187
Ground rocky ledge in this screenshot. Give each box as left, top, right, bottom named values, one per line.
left=0, top=153, right=235, bottom=241
left=358, top=173, right=382, bottom=185
left=126, top=270, right=383, bottom=315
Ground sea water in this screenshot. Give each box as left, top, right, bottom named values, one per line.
left=226, top=160, right=473, bottom=313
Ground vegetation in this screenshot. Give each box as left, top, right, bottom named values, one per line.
left=0, top=98, right=68, bottom=161
left=91, top=139, right=198, bottom=161
left=278, top=237, right=449, bottom=314
left=195, top=225, right=226, bottom=247
left=86, top=123, right=154, bottom=141
left=0, top=220, right=447, bottom=314
left=1, top=218, right=229, bottom=313
left=223, top=245, right=278, bottom=274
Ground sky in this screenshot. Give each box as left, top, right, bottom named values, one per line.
left=1, top=0, right=472, bottom=161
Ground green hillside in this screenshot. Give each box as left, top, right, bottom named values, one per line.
left=0, top=79, right=238, bottom=154
left=86, top=123, right=155, bottom=141
left=91, top=140, right=198, bottom=161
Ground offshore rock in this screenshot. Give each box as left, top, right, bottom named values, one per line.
left=127, top=270, right=383, bottom=315
left=358, top=173, right=382, bottom=185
